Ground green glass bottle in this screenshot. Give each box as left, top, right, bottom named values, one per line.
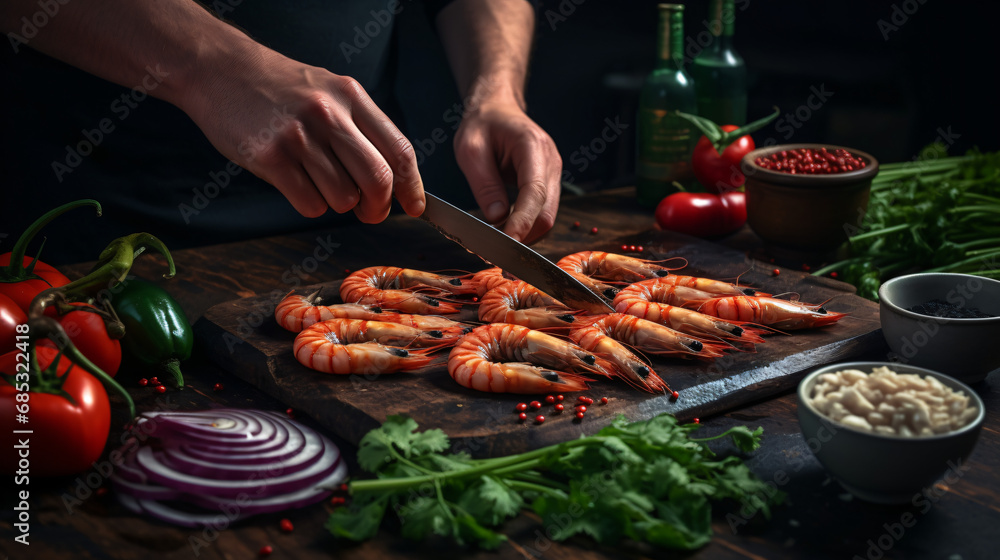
left=692, top=0, right=747, bottom=125
left=636, top=4, right=698, bottom=208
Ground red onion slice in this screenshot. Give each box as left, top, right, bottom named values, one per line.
left=113, top=408, right=346, bottom=525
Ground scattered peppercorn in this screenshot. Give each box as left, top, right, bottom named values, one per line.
left=213, top=383, right=224, bottom=392
left=600, top=397, right=608, bottom=405
left=138, top=378, right=148, bottom=387
left=286, top=407, right=295, bottom=418
left=280, top=518, right=294, bottom=532
left=529, top=400, right=542, bottom=409
left=535, top=415, right=545, bottom=424
left=556, top=395, right=564, bottom=402
left=693, top=418, right=700, bottom=424
left=576, top=405, right=588, bottom=413
left=637, top=246, right=644, bottom=252
left=621, top=244, right=628, bottom=251
left=554, top=403, right=564, bottom=412
left=577, top=396, right=594, bottom=405
left=518, top=412, right=528, bottom=421
left=338, top=483, right=349, bottom=492
left=575, top=411, right=585, bottom=419
left=544, top=395, right=555, bottom=404
left=330, top=496, right=346, bottom=506
left=830, top=271, right=839, bottom=278
left=671, top=391, right=679, bottom=399
left=515, top=403, right=528, bottom=412
left=149, top=377, right=159, bottom=386
left=772, top=268, right=781, bottom=276
left=802, top=264, right=812, bottom=272
left=572, top=221, right=581, bottom=228
left=590, top=227, right=598, bottom=234
left=259, top=545, right=273, bottom=557
left=155, top=385, right=167, bottom=394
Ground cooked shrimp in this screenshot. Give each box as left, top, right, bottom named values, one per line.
left=275, top=290, right=384, bottom=332
left=684, top=295, right=847, bottom=330
left=447, top=323, right=605, bottom=393
left=293, top=319, right=440, bottom=375
left=557, top=251, right=679, bottom=298
left=568, top=319, right=670, bottom=393
left=651, top=274, right=769, bottom=297
left=578, top=313, right=727, bottom=359
left=471, top=267, right=516, bottom=298
left=613, top=284, right=765, bottom=344
left=478, top=280, right=577, bottom=328
left=616, top=279, right=719, bottom=308
left=340, top=266, right=474, bottom=314
left=376, top=311, right=473, bottom=338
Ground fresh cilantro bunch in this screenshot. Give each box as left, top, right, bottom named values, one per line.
left=326, top=413, right=779, bottom=550
left=816, top=147, right=1000, bottom=300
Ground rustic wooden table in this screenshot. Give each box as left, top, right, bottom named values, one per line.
left=4, top=188, right=996, bottom=560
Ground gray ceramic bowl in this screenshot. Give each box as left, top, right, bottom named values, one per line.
left=879, top=273, right=1000, bottom=383
left=797, top=361, right=984, bottom=504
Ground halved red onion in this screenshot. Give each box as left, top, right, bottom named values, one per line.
left=111, top=408, right=346, bottom=527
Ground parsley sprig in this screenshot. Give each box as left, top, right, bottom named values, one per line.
left=326, top=413, right=780, bottom=550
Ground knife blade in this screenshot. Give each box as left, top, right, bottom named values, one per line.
left=419, top=192, right=614, bottom=314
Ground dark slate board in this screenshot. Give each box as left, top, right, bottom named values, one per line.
left=193, top=230, right=882, bottom=457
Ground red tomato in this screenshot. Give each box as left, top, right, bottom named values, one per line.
left=654, top=192, right=746, bottom=238
left=0, top=294, right=28, bottom=355
left=0, top=254, right=72, bottom=313
left=720, top=191, right=748, bottom=233
left=40, top=303, right=122, bottom=377
left=691, top=125, right=756, bottom=194
left=1, top=346, right=111, bottom=477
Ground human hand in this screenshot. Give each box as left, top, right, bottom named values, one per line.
left=453, top=101, right=562, bottom=243
left=181, top=47, right=424, bottom=223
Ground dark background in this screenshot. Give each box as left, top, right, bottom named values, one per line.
left=3, top=0, right=997, bottom=264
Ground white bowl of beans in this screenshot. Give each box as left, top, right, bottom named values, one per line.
left=797, top=361, right=984, bottom=504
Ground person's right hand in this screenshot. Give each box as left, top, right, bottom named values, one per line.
left=180, top=47, right=425, bottom=222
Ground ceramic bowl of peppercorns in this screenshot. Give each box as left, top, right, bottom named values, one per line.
left=740, top=144, right=879, bottom=253
left=879, top=272, right=1000, bottom=383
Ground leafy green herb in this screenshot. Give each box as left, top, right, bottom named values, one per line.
left=815, top=146, right=1000, bottom=300
left=326, top=413, right=780, bottom=550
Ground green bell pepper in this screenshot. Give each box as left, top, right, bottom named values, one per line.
left=110, top=278, right=192, bottom=388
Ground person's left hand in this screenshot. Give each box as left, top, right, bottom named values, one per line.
left=453, top=101, right=562, bottom=244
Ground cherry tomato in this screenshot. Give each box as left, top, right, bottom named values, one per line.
left=0, top=254, right=71, bottom=313
left=40, top=303, right=122, bottom=377
left=0, top=294, right=28, bottom=355
left=1, top=346, right=111, bottom=477
left=692, top=125, right=755, bottom=194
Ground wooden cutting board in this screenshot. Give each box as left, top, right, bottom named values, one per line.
left=193, top=229, right=882, bottom=457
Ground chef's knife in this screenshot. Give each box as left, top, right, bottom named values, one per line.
left=419, top=192, right=615, bottom=314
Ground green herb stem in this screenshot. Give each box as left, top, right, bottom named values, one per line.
left=352, top=438, right=604, bottom=495
left=505, top=480, right=568, bottom=498
left=847, top=223, right=912, bottom=243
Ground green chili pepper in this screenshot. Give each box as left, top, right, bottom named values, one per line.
left=110, top=278, right=192, bottom=388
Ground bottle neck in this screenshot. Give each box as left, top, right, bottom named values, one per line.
left=655, top=5, right=685, bottom=69
left=710, top=0, right=735, bottom=40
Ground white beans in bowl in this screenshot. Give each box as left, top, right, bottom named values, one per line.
left=806, top=366, right=978, bottom=437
